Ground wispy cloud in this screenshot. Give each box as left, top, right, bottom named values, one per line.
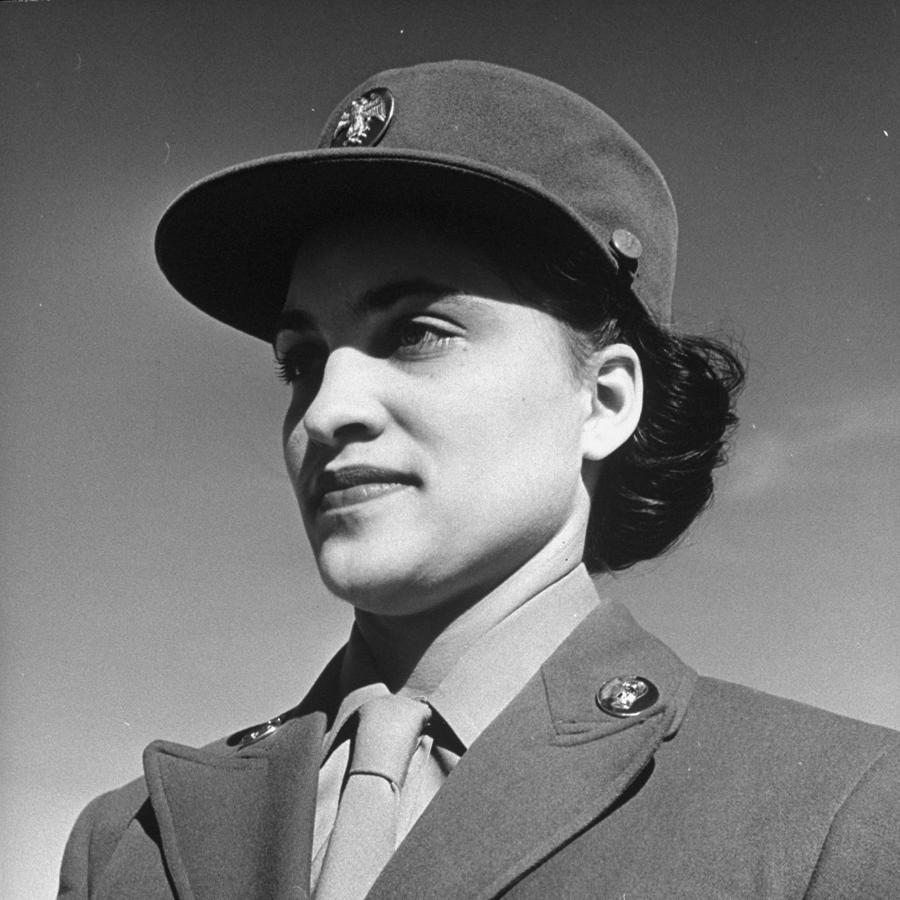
left=726, top=382, right=900, bottom=499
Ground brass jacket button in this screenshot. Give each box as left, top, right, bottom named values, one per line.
left=596, top=675, right=659, bottom=717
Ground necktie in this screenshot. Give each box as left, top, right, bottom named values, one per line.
left=314, top=694, right=431, bottom=900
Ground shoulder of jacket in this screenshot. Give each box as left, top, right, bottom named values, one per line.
left=59, top=774, right=150, bottom=896
left=684, top=675, right=900, bottom=770
left=694, top=675, right=898, bottom=736
left=79, top=774, right=150, bottom=832
left=805, top=737, right=900, bottom=895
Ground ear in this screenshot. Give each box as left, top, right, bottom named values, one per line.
left=581, top=343, right=643, bottom=462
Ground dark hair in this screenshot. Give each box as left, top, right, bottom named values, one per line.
left=515, top=243, right=745, bottom=572
left=438, top=212, right=745, bottom=573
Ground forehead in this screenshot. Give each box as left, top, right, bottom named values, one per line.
left=282, top=215, right=525, bottom=320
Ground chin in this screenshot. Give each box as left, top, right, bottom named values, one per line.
left=314, top=540, right=429, bottom=615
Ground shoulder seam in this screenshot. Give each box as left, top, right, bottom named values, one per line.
left=803, top=735, right=900, bottom=895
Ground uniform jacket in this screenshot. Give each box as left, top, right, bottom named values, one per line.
left=58, top=602, right=900, bottom=899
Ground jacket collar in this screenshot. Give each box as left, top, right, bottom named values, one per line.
left=141, top=650, right=344, bottom=900
left=368, top=600, right=696, bottom=899
left=141, top=600, right=695, bottom=900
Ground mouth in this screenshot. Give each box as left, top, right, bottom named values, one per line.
left=306, top=465, right=419, bottom=513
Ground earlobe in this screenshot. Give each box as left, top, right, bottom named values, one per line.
left=581, top=343, right=643, bottom=462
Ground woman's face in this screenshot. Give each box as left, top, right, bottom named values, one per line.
left=277, top=218, right=603, bottom=616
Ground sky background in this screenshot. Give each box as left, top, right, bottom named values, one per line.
left=2, top=1, right=898, bottom=896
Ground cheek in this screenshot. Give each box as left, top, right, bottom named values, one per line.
left=282, top=389, right=309, bottom=442
left=484, top=350, right=585, bottom=436
left=282, top=390, right=313, bottom=464
left=426, top=359, right=586, bottom=482
left=282, top=416, right=299, bottom=465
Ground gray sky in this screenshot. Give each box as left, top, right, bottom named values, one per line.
left=2, top=1, right=898, bottom=895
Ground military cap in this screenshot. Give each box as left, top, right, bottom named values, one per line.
left=156, top=60, right=677, bottom=339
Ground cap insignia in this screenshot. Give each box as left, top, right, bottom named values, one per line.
left=331, top=88, right=394, bottom=148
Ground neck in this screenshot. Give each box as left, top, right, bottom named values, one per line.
left=353, top=528, right=586, bottom=695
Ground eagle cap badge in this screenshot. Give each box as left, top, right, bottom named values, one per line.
left=331, top=87, right=395, bottom=148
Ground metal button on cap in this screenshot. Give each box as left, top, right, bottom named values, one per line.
left=611, top=228, right=643, bottom=260
left=331, top=87, right=395, bottom=148
left=596, top=675, right=659, bottom=717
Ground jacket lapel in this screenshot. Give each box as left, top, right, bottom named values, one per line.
left=369, top=602, right=697, bottom=900
left=142, top=651, right=345, bottom=900
left=137, top=604, right=695, bottom=900
left=143, top=712, right=323, bottom=900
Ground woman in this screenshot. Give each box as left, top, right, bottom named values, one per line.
left=59, top=60, right=899, bottom=899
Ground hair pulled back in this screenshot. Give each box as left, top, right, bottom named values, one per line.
left=433, top=201, right=745, bottom=573
left=583, top=305, right=743, bottom=571
left=516, top=243, right=745, bottom=572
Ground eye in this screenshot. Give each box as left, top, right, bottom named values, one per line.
left=391, top=317, right=460, bottom=357
left=274, top=340, right=327, bottom=386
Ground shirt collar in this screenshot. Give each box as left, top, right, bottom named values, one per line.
left=320, top=632, right=387, bottom=761
left=428, top=564, right=600, bottom=747
left=321, top=564, right=602, bottom=759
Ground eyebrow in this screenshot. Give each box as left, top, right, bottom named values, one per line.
left=352, top=278, right=455, bottom=316
left=273, top=278, right=456, bottom=344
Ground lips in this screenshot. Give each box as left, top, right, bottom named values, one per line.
left=306, top=465, right=419, bottom=512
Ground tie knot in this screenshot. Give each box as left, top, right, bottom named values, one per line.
left=350, top=694, right=431, bottom=788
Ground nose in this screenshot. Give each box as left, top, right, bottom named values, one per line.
left=295, top=347, right=387, bottom=449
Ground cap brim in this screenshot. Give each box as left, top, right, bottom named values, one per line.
left=155, top=148, right=618, bottom=342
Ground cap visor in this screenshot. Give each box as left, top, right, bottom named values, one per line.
left=155, top=149, right=615, bottom=342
